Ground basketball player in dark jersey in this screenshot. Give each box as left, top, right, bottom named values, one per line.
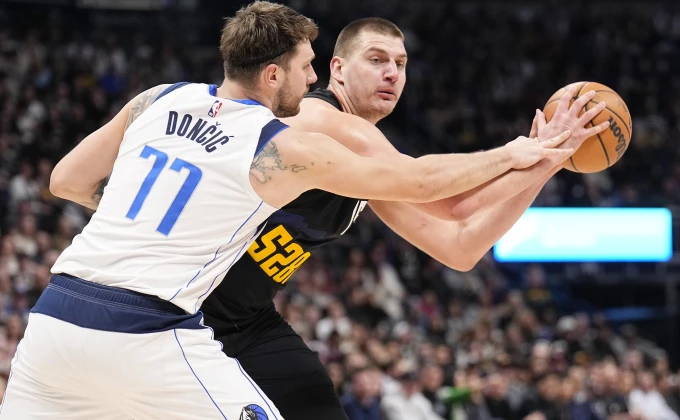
left=201, top=18, right=608, bottom=420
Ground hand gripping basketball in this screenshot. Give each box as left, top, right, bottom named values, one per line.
left=541, top=82, right=632, bottom=172
left=537, top=84, right=610, bottom=157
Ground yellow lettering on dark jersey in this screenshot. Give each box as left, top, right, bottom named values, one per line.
left=247, top=225, right=311, bottom=284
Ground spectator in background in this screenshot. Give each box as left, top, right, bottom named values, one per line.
left=327, top=361, right=347, bottom=398
left=341, top=367, right=381, bottom=420
left=8, top=161, right=38, bottom=218
left=629, top=371, right=680, bottom=420
left=588, top=363, right=631, bottom=420
left=483, top=372, right=515, bottom=419
left=518, top=373, right=562, bottom=420
left=659, top=373, right=680, bottom=416
left=382, top=366, right=444, bottom=420
left=420, top=364, right=448, bottom=419
left=364, top=241, right=405, bottom=321
left=317, top=300, right=353, bottom=341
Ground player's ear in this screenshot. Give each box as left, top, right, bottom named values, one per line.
left=263, top=63, right=281, bottom=89
left=330, top=57, right=344, bottom=84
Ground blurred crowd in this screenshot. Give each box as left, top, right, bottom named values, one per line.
left=0, top=1, right=679, bottom=419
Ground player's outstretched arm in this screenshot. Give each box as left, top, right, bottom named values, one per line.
left=286, top=98, right=574, bottom=221
left=249, top=128, right=572, bottom=209
left=367, top=89, right=610, bottom=271
left=422, top=87, right=610, bottom=220
left=370, top=167, right=555, bottom=271
left=50, top=84, right=169, bottom=209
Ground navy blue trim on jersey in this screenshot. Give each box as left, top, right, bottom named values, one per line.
left=231, top=98, right=265, bottom=106
left=154, top=82, right=191, bottom=103
left=269, top=210, right=327, bottom=240
left=255, top=119, right=289, bottom=157
left=208, top=84, right=266, bottom=107
left=31, top=274, right=203, bottom=334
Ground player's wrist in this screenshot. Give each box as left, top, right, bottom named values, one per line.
left=543, top=153, right=569, bottom=169
left=498, top=144, right=519, bottom=168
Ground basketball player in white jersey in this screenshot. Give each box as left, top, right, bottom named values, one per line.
left=0, top=2, right=575, bottom=419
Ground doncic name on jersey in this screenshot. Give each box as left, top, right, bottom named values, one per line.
left=165, top=106, right=233, bottom=153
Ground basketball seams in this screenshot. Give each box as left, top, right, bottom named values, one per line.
left=545, top=82, right=588, bottom=108
left=588, top=100, right=631, bottom=138
left=545, top=98, right=560, bottom=107
left=575, top=81, right=589, bottom=99
left=569, top=156, right=580, bottom=172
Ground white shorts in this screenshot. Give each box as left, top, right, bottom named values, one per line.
left=0, top=275, right=281, bottom=420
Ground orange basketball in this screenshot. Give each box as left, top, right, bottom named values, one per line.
left=543, top=82, right=632, bottom=173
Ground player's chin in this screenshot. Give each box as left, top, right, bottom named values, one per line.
left=273, top=104, right=301, bottom=118
left=373, top=98, right=396, bottom=115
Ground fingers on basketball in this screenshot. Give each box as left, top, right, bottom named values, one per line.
left=555, top=86, right=573, bottom=113
left=570, top=90, right=596, bottom=117
left=543, top=81, right=633, bottom=173
left=577, top=101, right=607, bottom=126
left=583, top=120, right=610, bottom=137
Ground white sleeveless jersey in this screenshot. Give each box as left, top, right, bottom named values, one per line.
left=51, top=83, right=284, bottom=314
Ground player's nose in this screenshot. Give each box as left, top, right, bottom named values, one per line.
left=308, top=67, right=318, bottom=85
left=384, top=61, right=399, bottom=83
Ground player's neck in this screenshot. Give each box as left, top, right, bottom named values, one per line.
left=328, top=82, right=363, bottom=120
left=328, top=82, right=382, bottom=125
left=216, top=79, right=272, bottom=110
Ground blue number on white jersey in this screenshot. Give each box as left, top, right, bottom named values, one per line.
left=125, top=146, right=203, bottom=236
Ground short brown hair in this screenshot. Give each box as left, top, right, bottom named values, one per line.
left=333, top=18, right=404, bottom=58
left=220, top=1, right=318, bottom=86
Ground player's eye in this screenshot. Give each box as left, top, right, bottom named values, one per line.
left=396, top=62, right=405, bottom=69
left=370, top=57, right=381, bottom=64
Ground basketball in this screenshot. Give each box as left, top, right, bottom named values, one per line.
left=543, top=82, right=632, bottom=173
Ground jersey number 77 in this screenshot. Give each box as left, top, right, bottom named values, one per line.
left=125, top=146, right=203, bottom=236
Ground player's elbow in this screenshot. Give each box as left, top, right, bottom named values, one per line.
left=444, top=254, right=479, bottom=272
left=441, top=228, right=486, bottom=271
left=49, top=169, right=69, bottom=199
left=49, top=165, right=80, bottom=199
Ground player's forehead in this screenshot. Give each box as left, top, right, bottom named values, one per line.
left=354, top=31, right=407, bottom=59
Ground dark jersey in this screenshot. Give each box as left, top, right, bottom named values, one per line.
left=201, top=89, right=367, bottom=338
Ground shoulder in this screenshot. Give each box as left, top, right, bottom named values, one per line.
left=282, top=99, right=396, bottom=157
left=129, top=84, right=174, bottom=105
left=124, top=84, right=173, bottom=129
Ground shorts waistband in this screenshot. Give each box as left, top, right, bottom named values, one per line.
left=31, top=274, right=203, bottom=334
left=50, top=274, right=186, bottom=315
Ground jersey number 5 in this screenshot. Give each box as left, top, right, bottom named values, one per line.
left=126, top=146, right=202, bottom=235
